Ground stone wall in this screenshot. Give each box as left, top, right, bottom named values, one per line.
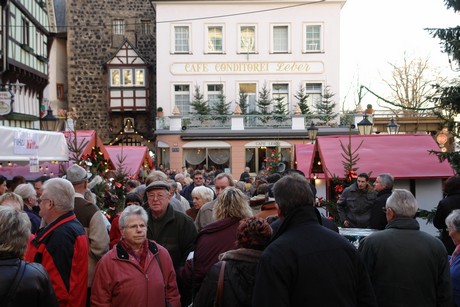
left=67, top=0, right=156, bottom=143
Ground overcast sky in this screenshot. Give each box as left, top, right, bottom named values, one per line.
left=340, top=0, right=459, bottom=110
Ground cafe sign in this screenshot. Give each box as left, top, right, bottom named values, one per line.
left=0, top=91, right=12, bottom=116
left=171, top=61, right=324, bottom=75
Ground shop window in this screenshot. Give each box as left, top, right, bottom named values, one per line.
left=184, top=148, right=230, bottom=170
left=174, top=84, right=191, bottom=116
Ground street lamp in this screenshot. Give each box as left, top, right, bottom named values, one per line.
left=386, top=117, right=400, bottom=134
left=40, top=106, right=59, bottom=131
left=307, top=122, right=318, bottom=143
left=357, top=114, right=373, bottom=135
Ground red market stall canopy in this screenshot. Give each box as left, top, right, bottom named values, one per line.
left=105, top=145, right=153, bottom=179
left=63, top=130, right=112, bottom=163
left=315, top=134, right=454, bottom=180
left=295, top=143, right=316, bottom=177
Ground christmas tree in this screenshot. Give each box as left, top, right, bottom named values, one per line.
left=272, top=95, right=288, bottom=123
left=190, top=84, right=210, bottom=116
left=256, top=82, right=272, bottom=116
left=314, top=86, right=338, bottom=125
left=212, top=91, right=231, bottom=123
left=265, top=147, right=280, bottom=175
left=237, top=91, right=249, bottom=115
left=294, top=83, right=312, bottom=115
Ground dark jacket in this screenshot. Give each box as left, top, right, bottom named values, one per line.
left=24, top=206, right=41, bottom=234
left=194, top=248, right=262, bottom=307
left=145, top=204, right=197, bottom=269
left=337, top=183, right=377, bottom=227
left=359, top=218, right=452, bottom=307
left=0, top=256, right=58, bottom=307
left=25, top=211, right=89, bottom=307
left=368, top=188, right=391, bottom=230
left=434, top=190, right=460, bottom=255
left=179, top=217, right=240, bottom=290
left=269, top=207, right=339, bottom=235
left=253, top=206, right=377, bottom=307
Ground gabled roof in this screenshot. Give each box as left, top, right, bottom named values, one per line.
left=315, top=134, right=454, bottom=180
left=63, top=130, right=112, bottom=164
left=106, top=146, right=153, bottom=179
left=105, top=39, right=149, bottom=65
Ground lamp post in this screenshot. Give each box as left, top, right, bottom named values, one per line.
left=307, top=122, right=318, bottom=144
left=357, top=114, right=373, bottom=135
left=386, top=117, right=400, bottom=134
left=40, top=106, right=59, bottom=131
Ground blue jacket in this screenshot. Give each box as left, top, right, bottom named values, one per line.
left=450, top=253, right=460, bottom=307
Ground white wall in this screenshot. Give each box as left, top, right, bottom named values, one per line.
left=156, top=0, right=345, bottom=116
left=46, top=38, right=67, bottom=111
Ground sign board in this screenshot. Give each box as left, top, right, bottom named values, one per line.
left=0, top=91, right=12, bottom=116
left=14, top=131, right=39, bottom=155
left=29, top=156, right=39, bottom=173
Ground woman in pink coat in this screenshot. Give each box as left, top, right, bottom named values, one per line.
left=91, top=205, right=180, bottom=307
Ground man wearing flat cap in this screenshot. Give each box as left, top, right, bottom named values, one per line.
left=144, top=180, right=197, bottom=270
left=64, top=164, right=109, bottom=306
left=144, top=180, right=197, bottom=306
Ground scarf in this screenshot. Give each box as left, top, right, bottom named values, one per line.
left=120, top=239, right=149, bottom=269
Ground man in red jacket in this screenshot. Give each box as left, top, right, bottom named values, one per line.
left=25, top=178, right=89, bottom=307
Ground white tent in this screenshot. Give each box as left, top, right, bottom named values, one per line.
left=0, top=126, right=68, bottom=163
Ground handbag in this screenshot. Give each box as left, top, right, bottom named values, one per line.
left=214, top=261, right=226, bottom=307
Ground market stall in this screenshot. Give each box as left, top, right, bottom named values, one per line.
left=0, top=126, right=68, bottom=180
left=105, top=145, right=153, bottom=179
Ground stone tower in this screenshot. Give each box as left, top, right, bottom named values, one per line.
left=67, top=0, right=156, bottom=144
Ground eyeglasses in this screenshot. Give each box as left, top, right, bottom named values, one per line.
left=147, top=193, right=168, bottom=200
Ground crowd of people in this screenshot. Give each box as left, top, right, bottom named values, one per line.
left=1, top=166, right=460, bottom=306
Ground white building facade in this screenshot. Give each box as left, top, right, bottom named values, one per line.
left=155, top=0, right=345, bottom=117
left=154, top=0, right=346, bottom=176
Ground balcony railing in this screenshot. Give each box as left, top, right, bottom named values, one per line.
left=156, top=111, right=443, bottom=132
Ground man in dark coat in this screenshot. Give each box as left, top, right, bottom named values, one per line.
left=369, top=173, right=393, bottom=230
left=180, top=170, right=206, bottom=207
left=252, top=174, right=377, bottom=307
left=359, top=189, right=452, bottom=307
left=434, top=175, right=460, bottom=254
left=337, top=173, right=377, bottom=228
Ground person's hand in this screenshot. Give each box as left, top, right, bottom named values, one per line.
left=344, top=220, right=351, bottom=227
